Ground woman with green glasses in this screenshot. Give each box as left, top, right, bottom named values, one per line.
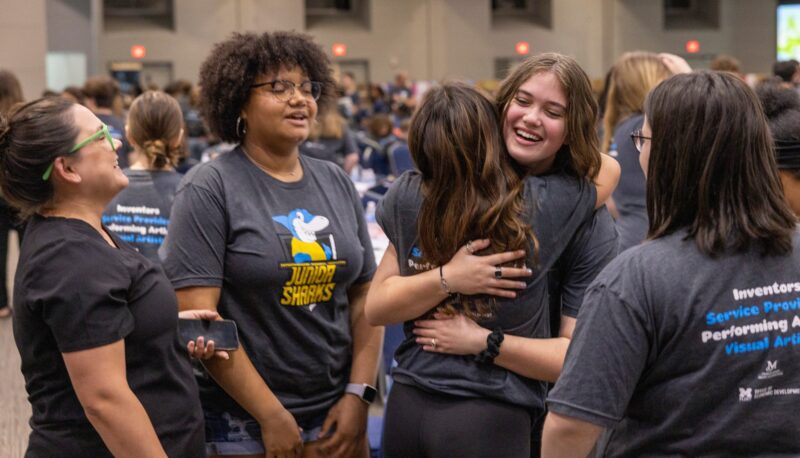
left=0, top=96, right=216, bottom=457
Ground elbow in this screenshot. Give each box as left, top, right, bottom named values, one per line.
left=79, top=386, right=128, bottom=422
left=364, top=295, right=390, bottom=327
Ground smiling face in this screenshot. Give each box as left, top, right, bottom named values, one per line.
left=502, top=71, right=568, bottom=174
left=66, top=104, right=128, bottom=201
left=241, top=66, right=318, bottom=154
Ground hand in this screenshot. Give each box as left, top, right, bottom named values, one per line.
left=443, top=239, right=531, bottom=298
left=413, top=312, right=491, bottom=355
left=178, top=310, right=230, bottom=360
left=317, top=394, right=368, bottom=457
left=260, top=408, right=303, bottom=458
left=659, top=53, right=692, bottom=75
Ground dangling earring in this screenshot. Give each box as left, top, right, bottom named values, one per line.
left=236, top=116, right=247, bottom=139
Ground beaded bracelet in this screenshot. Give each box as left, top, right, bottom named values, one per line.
left=474, top=328, right=504, bottom=364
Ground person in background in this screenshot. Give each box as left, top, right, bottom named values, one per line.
left=757, top=80, right=800, bottom=216
left=710, top=54, right=743, bottom=79
left=0, top=69, right=24, bottom=319
left=62, top=86, right=86, bottom=105
left=601, top=51, right=671, bottom=252
left=83, top=76, right=132, bottom=169
left=299, top=109, right=359, bottom=174
left=773, top=59, right=800, bottom=88
left=0, top=96, right=219, bottom=457
left=162, top=30, right=382, bottom=458
left=543, top=71, right=800, bottom=457
left=103, top=91, right=185, bottom=263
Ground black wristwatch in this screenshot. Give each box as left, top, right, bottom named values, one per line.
left=345, top=383, right=377, bottom=404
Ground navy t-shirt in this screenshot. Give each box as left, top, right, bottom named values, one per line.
left=13, top=215, right=204, bottom=457
left=376, top=171, right=598, bottom=414
left=609, top=114, right=647, bottom=252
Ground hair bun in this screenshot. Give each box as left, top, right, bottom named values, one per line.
left=757, top=82, right=800, bottom=119
left=0, top=115, right=11, bottom=149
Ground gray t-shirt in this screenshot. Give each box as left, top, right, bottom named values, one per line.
left=161, top=148, right=376, bottom=424
left=548, top=230, right=800, bottom=456
left=103, top=169, right=182, bottom=264
left=376, top=171, right=599, bottom=413
left=609, top=114, right=647, bottom=253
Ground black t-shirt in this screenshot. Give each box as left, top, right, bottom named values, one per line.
left=13, top=215, right=204, bottom=458
left=548, top=230, right=800, bottom=456
left=376, top=171, right=598, bottom=413
left=103, top=169, right=182, bottom=264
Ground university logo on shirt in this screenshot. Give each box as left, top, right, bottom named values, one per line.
left=272, top=208, right=346, bottom=309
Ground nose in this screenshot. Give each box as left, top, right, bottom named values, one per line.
left=521, top=107, right=543, bottom=127
left=287, top=87, right=309, bottom=106
left=113, top=138, right=122, bottom=151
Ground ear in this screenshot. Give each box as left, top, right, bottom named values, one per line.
left=124, top=124, right=138, bottom=148
left=52, top=157, right=83, bottom=184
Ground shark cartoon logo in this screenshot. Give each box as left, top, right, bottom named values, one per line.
left=273, top=209, right=334, bottom=263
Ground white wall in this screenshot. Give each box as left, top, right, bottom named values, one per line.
left=0, top=0, right=48, bottom=99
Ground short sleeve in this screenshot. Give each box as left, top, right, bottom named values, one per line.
left=557, top=206, right=619, bottom=318
left=546, top=282, right=651, bottom=428
left=28, top=240, right=134, bottom=353
left=160, top=170, right=228, bottom=289
left=376, top=172, right=408, bottom=246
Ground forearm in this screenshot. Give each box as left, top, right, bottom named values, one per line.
left=177, top=286, right=286, bottom=423
left=366, top=264, right=449, bottom=325
left=542, top=412, right=602, bottom=458
left=493, top=335, right=570, bottom=383
left=348, top=282, right=384, bottom=385
left=203, top=346, right=285, bottom=424
left=82, top=387, right=166, bottom=457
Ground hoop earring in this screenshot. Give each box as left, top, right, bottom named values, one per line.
left=236, top=116, right=247, bottom=139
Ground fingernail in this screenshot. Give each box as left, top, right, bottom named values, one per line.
left=527, top=268, right=533, bottom=274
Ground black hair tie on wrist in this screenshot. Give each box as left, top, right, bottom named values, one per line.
left=474, top=328, right=504, bottom=364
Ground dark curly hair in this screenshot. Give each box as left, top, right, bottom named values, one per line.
left=199, top=31, right=336, bottom=143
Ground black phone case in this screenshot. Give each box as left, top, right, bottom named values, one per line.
left=178, top=319, right=240, bottom=351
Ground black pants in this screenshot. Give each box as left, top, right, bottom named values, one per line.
left=382, top=382, right=532, bottom=458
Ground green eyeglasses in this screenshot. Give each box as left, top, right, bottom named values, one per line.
left=42, top=124, right=116, bottom=181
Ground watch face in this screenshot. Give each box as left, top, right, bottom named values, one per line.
left=362, top=385, right=377, bottom=403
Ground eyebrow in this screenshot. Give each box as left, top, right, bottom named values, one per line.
left=516, top=89, right=567, bottom=111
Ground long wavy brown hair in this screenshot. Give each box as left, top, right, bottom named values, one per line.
left=409, top=82, right=535, bottom=319
left=496, top=53, right=601, bottom=180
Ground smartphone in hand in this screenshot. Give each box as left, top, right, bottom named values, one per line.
left=178, top=318, right=240, bottom=351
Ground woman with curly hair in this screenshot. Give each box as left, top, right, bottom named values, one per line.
left=103, top=91, right=185, bottom=263
left=161, top=31, right=382, bottom=457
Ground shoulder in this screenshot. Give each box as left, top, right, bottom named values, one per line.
left=383, top=171, right=423, bottom=210
left=525, top=173, right=595, bottom=212
left=302, top=155, right=359, bottom=196
left=177, top=151, right=242, bottom=193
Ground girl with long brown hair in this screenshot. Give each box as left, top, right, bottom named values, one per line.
left=365, top=82, right=610, bottom=456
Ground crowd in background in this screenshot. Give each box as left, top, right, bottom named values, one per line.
left=3, top=31, right=800, bottom=457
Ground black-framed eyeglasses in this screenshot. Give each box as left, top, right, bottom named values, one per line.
left=250, top=80, right=323, bottom=102
left=630, top=129, right=651, bottom=153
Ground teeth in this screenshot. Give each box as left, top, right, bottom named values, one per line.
left=516, top=129, right=541, bottom=141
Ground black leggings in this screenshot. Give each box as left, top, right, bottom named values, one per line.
left=382, top=382, right=532, bottom=458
